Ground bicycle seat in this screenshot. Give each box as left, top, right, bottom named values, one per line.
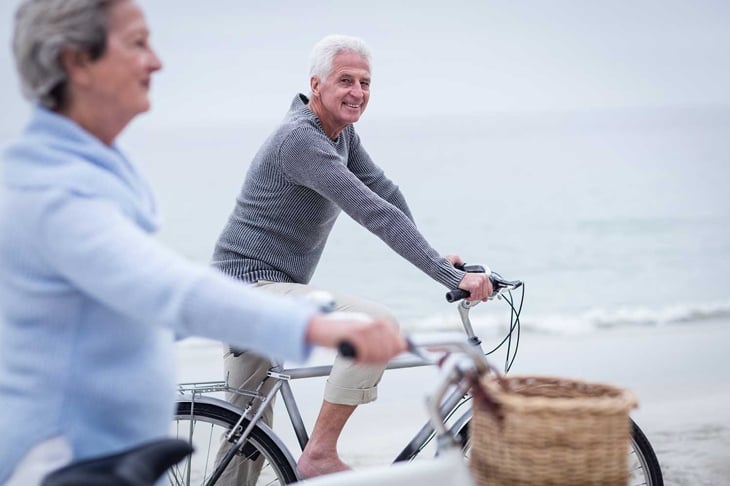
left=41, top=438, right=193, bottom=486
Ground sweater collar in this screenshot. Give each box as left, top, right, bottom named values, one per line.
left=291, top=93, right=347, bottom=143
left=2, top=105, right=159, bottom=231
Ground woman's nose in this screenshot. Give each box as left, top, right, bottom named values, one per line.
left=148, top=47, right=163, bottom=72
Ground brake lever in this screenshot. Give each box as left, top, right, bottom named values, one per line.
left=490, top=273, right=523, bottom=296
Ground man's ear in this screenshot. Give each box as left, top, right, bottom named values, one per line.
left=310, top=76, right=320, bottom=98
left=59, top=49, right=94, bottom=86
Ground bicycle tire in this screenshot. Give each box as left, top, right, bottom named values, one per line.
left=449, top=413, right=663, bottom=486
left=629, top=419, right=664, bottom=486
left=170, top=399, right=298, bottom=485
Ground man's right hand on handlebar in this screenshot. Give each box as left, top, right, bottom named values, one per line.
left=445, top=254, right=493, bottom=302
left=458, top=271, right=493, bottom=302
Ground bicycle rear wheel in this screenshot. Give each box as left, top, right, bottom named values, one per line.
left=170, top=399, right=298, bottom=485
left=450, top=414, right=663, bottom=486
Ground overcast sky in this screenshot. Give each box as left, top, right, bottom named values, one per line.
left=1, top=0, right=730, bottom=134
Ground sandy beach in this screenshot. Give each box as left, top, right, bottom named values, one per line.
left=176, top=318, right=730, bottom=485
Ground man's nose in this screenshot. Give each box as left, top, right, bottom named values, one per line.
left=350, top=83, right=364, bottom=98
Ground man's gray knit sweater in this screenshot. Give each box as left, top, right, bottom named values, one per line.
left=212, top=94, right=465, bottom=289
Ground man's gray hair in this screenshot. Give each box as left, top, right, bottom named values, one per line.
left=308, top=34, right=371, bottom=81
left=12, top=0, right=118, bottom=109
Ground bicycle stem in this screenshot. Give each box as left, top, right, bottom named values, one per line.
left=458, top=300, right=481, bottom=344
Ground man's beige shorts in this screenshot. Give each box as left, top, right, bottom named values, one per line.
left=224, top=281, right=398, bottom=408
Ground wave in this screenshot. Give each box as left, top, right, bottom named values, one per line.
left=400, top=300, right=730, bottom=337
left=174, top=300, right=730, bottom=353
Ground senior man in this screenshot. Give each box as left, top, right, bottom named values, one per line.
left=212, top=34, right=491, bottom=481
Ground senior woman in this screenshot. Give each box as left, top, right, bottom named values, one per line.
left=0, top=0, right=406, bottom=483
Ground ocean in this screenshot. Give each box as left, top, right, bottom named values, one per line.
left=3, top=104, right=728, bottom=341
left=116, top=104, right=730, bottom=343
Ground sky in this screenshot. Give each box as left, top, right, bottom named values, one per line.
left=1, top=0, right=730, bottom=135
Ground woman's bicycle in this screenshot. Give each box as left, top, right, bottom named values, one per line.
left=169, top=267, right=664, bottom=486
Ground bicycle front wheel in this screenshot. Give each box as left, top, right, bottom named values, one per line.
left=170, top=399, right=298, bottom=485
left=450, top=414, right=663, bottom=486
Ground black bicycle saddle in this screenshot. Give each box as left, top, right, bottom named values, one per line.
left=42, top=438, right=193, bottom=486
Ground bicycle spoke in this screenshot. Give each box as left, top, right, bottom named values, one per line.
left=171, top=400, right=297, bottom=485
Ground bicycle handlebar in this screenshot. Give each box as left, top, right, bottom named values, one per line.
left=446, top=264, right=523, bottom=303
left=338, top=341, right=357, bottom=358
left=339, top=265, right=522, bottom=358
left=444, top=289, right=470, bottom=303
left=339, top=333, right=490, bottom=368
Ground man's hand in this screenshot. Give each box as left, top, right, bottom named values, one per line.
left=446, top=254, right=492, bottom=301
left=305, top=313, right=407, bottom=363
left=445, top=254, right=464, bottom=267
left=458, top=271, right=493, bottom=302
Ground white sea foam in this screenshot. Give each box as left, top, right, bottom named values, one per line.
left=401, top=300, right=730, bottom=337
left=172, top=299, right=730, bottom=365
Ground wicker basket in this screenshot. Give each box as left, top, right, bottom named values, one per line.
left=469, top=375, right=637, bottom=486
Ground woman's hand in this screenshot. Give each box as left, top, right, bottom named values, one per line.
left=305, top=313, right=407, bottom=363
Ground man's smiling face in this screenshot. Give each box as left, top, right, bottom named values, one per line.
left=310, top=50, right=370, bottom=139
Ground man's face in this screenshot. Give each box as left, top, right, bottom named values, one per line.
left=311, top=51, right=370, bottom=137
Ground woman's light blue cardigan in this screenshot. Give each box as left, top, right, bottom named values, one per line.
left=0, top=106, right=316, bottom=481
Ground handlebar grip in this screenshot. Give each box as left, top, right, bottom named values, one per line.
left=338, top=341, right=357, bottom=358
left=447, top=262, right=483, bottom=302
left=445, top=289, right=470, bottom=303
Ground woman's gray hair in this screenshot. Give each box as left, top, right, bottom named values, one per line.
left=12, top=0, right=118, bottom=109
left=309, top=34, right=371, bottom=81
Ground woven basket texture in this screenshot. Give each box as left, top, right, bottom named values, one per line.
left=470, top=375, right=637, bottom=486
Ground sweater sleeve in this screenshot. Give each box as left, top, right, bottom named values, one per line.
left=346, top=130, right=414, bottom=222
left=279, top=127, right=464, bottom=289
left=37, top=192, right=315, bottom=362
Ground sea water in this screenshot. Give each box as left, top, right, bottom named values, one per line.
left=4, top=105, right=725, bottom=342
left=120, top=105, right=730, bottom=341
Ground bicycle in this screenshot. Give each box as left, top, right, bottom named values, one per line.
left=39, top=330, right=661, bottom=486
left=169, top=266, right=664, bottom=486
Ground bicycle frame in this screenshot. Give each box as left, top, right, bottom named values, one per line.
left=177, top=300, right=492, bottom=484
left=177, top=346, right=476, bottom=481
left=269, top=345, right=475, bottom=460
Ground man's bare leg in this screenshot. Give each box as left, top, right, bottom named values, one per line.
left=297, top=400, right=355, bottom=478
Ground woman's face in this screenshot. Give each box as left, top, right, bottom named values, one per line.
left=81, top=0, right=161, bottom=122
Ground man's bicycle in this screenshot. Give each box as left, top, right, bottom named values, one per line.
left=169, top=267, right=664, bottom=486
